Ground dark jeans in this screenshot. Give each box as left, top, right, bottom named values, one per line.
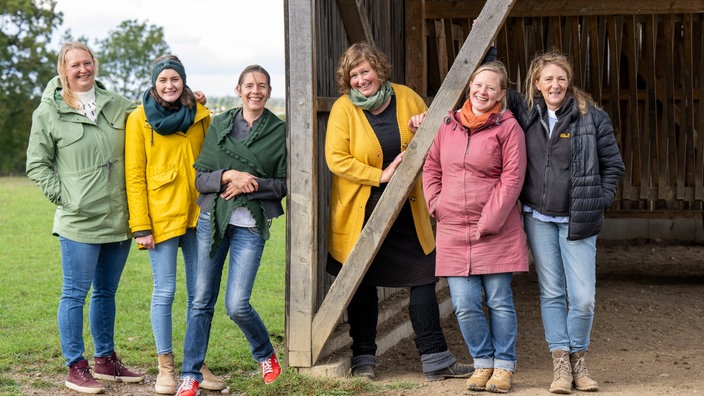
left=347, top=283, right=448, bottom=357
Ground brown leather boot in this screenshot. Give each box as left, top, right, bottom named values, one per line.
left=550, top=350, right=573, bottom=394
left=570, top=351, right=599, bottom=391
left=155, top=353, right=177, bottom=394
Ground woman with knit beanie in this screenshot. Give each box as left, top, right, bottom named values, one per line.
left=420, top=61, right=529, bottom=393
left=125, top=55, right=225, bottom=394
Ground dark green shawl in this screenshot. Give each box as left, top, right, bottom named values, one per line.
left=194, top=107, right=286, bottom=257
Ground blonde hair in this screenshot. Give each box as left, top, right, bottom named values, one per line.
left=56, top=42, right=99, bottom=110
left=467, top=61, right=509, bottom=110
left=335, top=42, right=392, bottom=95
left=524, top=49, right=594, bottom=115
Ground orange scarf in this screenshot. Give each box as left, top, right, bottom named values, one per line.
left=459, top=99, right=502, bottom=132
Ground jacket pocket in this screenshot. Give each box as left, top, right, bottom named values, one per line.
left=149, top=168, right=178, bottom=191
left=56, top=123, right=85, bottom=148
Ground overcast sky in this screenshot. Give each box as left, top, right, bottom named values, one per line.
left=54, top=0, right=286, bottom=98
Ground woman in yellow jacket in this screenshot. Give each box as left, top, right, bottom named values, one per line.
left=125, top=55, right=223, bottom=394
left=325, top=42, right=472, bottom=382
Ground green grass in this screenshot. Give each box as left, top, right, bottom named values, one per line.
left=0, top=177, right=407, bottom=395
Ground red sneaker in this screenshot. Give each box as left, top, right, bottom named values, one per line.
left=93, top=352, right=144, bottom=383
left=260, top=353, right=282, bottom=384
left=176, top=376, right=199, bottom=396
left=65, top=359, right=104, bottom=394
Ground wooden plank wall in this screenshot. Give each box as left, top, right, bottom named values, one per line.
left=424, top=4, right=704, bottom=213
left=314, top=0, right=410, bottom=314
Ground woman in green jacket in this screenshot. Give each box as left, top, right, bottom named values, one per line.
left=26, top=42, right=144, bottom=394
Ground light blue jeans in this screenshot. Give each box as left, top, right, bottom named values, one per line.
left=447, top=273, right=517, bottom=371
left=58, top=237, right=131, bottom=366
left=523, top=214, right=597, bottom=353
left=148, top=229, right=197, bottom=355
left=181, top=212, right=274, bottom=381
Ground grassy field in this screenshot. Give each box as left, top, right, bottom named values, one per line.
left=0, top=177, right=401, bottom=395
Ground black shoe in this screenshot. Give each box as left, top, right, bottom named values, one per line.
left=351, top=364, right=375, bottom=381
left=425, top=361, right=474, bottom=382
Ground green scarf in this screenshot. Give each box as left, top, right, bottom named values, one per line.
left=348, top=80, right=395, bottom=111
left=194, top=107, right=286, bottom=257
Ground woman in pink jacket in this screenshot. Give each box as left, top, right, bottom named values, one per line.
left=419, top=61, right=528, bottom=393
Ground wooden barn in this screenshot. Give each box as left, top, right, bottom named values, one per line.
left=282, top=0, right=704, bottom=375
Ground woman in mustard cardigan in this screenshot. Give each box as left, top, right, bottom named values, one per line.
left=325, top=42, right=473, bottom=382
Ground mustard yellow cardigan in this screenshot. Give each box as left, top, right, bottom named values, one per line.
left=325, top=83, right=435, bottom=263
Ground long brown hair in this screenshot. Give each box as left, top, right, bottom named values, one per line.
left=56, top=42, right=99, bottom=110
left=524, top=49, right=595, bottom=115
left=148, top=55, right=196, bottom=109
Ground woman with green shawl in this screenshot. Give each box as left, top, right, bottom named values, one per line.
left=176, top=65, right=286, bottom=396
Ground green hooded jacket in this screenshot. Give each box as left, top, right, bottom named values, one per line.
left=26, top=76, right=136, bottom=243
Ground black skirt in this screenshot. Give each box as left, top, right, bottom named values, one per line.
left=327, top=185, right=437, bottom=287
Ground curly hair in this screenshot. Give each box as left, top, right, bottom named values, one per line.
left=335, top=42, right=392, bottom=95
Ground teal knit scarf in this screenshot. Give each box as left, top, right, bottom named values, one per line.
left=142, top=89, right=195, bottom=135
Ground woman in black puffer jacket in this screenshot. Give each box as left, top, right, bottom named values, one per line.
left=506, top=50, right=624, bottom=394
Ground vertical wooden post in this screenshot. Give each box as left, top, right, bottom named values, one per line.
left=285, top=0, right=318, bottom=368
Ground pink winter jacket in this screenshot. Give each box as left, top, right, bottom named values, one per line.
left=423, top=109, right=529, bottom=276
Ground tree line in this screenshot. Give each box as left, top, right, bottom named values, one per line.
left=1, top=0, right=258, bottom=176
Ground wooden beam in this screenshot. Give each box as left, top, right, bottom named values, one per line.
left=285, top=0, right=318, bottom=368
left=405, top=0, right=427, bottom=96
left=310, top=0, right=516, bottom=364
left=335, top=0, right=375, bottom=46
left=424, top=0, right=704, bottom=18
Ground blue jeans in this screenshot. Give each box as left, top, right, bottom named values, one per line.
left=58, top=237, right=131, bottom=366
left=523, top=214, right=597, bottom=353
left=447, top=273, right=518, bottom=371
left=181, top=213, right=273, bottom=380
left=148, top=229, right=197, bottom=355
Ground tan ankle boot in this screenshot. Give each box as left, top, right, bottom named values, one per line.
left=200, top=363, right=226, bottom=391
left=155, top=353, right=177, bottom=394
left=570, top=351, right=599, bottom=391
left=550, top=350, right=573, bottom=394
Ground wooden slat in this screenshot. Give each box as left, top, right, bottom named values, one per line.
left=644, top=16, right=659, bottom=202
left=285, top=0, right=318, bottom=367
left=681, top=14, right=695, bottom=199
left=696, top=15, right=704, bottom=200
left=435, top=20, right=449, bottom=78
left=335, top=0, right=375, bottom=46
left=425, top=0, right=704, bottom=18
left=310, top=0, right=516, bottom=364
left=623, top=16, right=648, bottom=199
left=404, top=0, right=426, bottom=95
left=663, top=15, right=677, bottom=201
left=607, top=15, right=624, bottom=200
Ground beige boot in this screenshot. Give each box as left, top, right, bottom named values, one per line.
left=466, top=368, right=493, bottom=391
left=570, top=351, right=599, bottom=391
left=549, top=350, right=573, bottom=394
left=200, top=363, right=226, bottom=391
left=155, top=353, right=177, bottom=394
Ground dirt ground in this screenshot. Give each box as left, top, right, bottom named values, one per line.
left=373, top=239, right=704, bottom=395
left=19, top=240, right=704, bottom=395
